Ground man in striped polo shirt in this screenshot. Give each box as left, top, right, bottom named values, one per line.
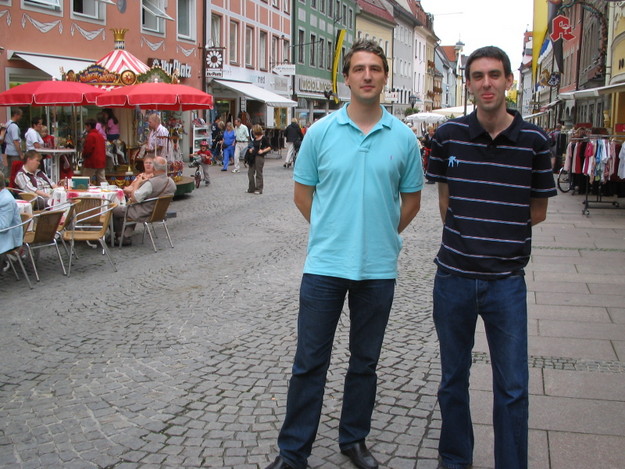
left=426, top=46, right=557, bottom=469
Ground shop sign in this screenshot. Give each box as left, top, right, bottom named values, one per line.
left=550, top=15, right=574, bottom=42
left=149, top=58, right=192, bottom=79
left=298, top=77, right=332, bottom=94
left=73, top=64, right=120, bottom=86
left=272, top=64, right=296, bottom=76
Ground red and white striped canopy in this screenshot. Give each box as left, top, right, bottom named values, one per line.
left=96, top=49, right=150, bottom=75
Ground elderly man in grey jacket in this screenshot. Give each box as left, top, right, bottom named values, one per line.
left=112, top=156, right=176, bottom=246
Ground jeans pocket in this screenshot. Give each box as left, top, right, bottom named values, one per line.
left=435, top=268, right=453, bottom=279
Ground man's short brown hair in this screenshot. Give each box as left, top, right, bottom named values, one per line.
left=342, top=39, right=389, bottom=76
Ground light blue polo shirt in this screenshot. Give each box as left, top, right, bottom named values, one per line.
left=294, top=104, right=423, bottom=280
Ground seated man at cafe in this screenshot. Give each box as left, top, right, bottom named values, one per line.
left=14, top=150, right=62, bottom=210
left=112, top=156, right=176, bottom=246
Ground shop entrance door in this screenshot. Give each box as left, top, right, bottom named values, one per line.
left=214, top=99, right=235, bottom=123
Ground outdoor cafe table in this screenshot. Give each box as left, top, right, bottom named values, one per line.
left=16, top=199, right=34, bottom=230
left=38, top=148, right=77, bottom=183
left=51, top=187, right=126, bottom=246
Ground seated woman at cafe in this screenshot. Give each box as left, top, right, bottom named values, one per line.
left=123, top=155, right=155, bottom=200
left=0, top=172, right=23, bottom=257
left=14, top=150, right=63, bottom=210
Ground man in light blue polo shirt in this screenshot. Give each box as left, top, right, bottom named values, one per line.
left=265, top=39, right=423, bottom=469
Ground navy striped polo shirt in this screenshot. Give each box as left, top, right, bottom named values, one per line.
left=426, top=110, right=557, bottom=279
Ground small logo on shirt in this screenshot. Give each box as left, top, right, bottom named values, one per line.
left=448, top=156, right=459, bottom=167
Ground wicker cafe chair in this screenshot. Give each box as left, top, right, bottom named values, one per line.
left=119, top=194, right=174, bottom=252
left=71, top=196, right=104, bottom=225
left=61, top=200, right=117, bottom=277
left=7, top=187, right=42, bottom=210
left=22, top=209, right=66, bottom=281
left=0, top=213, right=34, bottom=289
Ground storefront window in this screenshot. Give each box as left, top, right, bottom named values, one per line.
left=245, top=27, right=254, bottom=67
left=24, top=0, right=61, bottom=12
left=211, top=14, right=221, bottom=47
left=229, top=21, right=239, bottom=64
left=142, top=0, right=170, bottom=35
left=259, top=31, right=268, bottom=71
left=177, top=0, right=195, bottom=40
left=72, top=0, right=103, bottom=20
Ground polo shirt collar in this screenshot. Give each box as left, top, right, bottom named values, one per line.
left=466, top=109, right=524, bottom=143
left=337, top=104, right=394, bottom=131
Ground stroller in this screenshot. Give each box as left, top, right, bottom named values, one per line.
left=211, top=141, right=223, bottom=165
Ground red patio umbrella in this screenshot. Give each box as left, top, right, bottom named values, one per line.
left=96, top=82, right=213, bottom=111
left=0, top=80, right=103, bottom=106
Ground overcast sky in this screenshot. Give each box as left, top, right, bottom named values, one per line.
left=418, top=0, right=534, bottom=74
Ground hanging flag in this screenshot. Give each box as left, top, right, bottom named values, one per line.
left=532, top=0, right=548, bottom=82
left=331, top=29, right=346, bottom=105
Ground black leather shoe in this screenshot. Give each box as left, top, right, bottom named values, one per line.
left=341, top=441, right=379, bottom=469
left=265, top=456, right=295, bottom=469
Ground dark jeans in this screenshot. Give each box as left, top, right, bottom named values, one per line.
left=247, top=155, right=264, bottom=193
left=277, top=274, right=395, bottom=469
left=433, top=269, right=529, bottom=469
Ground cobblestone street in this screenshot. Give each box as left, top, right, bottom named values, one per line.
left=2, top=156, right=625, bottom=469
left=0, top=157, right=443, bottom=468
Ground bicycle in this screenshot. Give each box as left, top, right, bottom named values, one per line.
left=557, top=167, right=571, bottom=193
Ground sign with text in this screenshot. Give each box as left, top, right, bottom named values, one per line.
left=149, top=58, right=192, bottom=79
left=272, top=64, right=295, bottom=76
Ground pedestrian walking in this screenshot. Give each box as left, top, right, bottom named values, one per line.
left=221, top=122, right=236, bottom=171
left=265, top=39, right=423, bottom=469
left=283, top=118, right=303, bottom=168
left=426, top=46, right=557, bottom=469
left=232, top=118, right=249, bottom=173
left=245, top=125, right=271, bottom=195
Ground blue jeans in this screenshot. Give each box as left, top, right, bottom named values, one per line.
left=433, top=269, right=528, bottom=469
left=222, top=144, right=234, bottom=169
left=277, top=274, right=395, bottom=469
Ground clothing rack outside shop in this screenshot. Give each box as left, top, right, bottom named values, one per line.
left=565, top=134, right=625, bottom=216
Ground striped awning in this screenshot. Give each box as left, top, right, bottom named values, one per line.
left=96, top=49, right=150, bottom=75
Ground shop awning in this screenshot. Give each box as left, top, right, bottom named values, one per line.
left=559, top=82, right=625, bottom=100
left=214, top=79, right=297, bottom=107
left=540, top=99, right=561, bottom=111
left=12, top=52, right=93, bottom=80
left=523, top=110, right=549, bottom=120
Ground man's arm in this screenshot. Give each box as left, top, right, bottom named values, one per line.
left=398, top=191, right=421, bottom=233
left=131, top=180, right=152, bottom=204
left=294, top=181, right=315, bottom=223
left=437, top=182, right=449, bottom=223
left=530, top=197, right=549, bottom=226
left=7, top=124, right=22, bottom=159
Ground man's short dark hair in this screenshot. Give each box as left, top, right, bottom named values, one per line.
left=85, top=118, right=97, bottom=130
left=11, top=108, right=23, bottom=119
left=24, top=149, right=41, bottom=161
left=465, top=46, right=512, bottom=80
left=31, top=117, right=42, bottom=127
left=342, top=39, right=389, bottom=76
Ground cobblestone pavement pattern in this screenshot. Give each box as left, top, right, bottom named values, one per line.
left=0, top=156, right=442, bottom=468
left=2, top=156, right=624, bottom=468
